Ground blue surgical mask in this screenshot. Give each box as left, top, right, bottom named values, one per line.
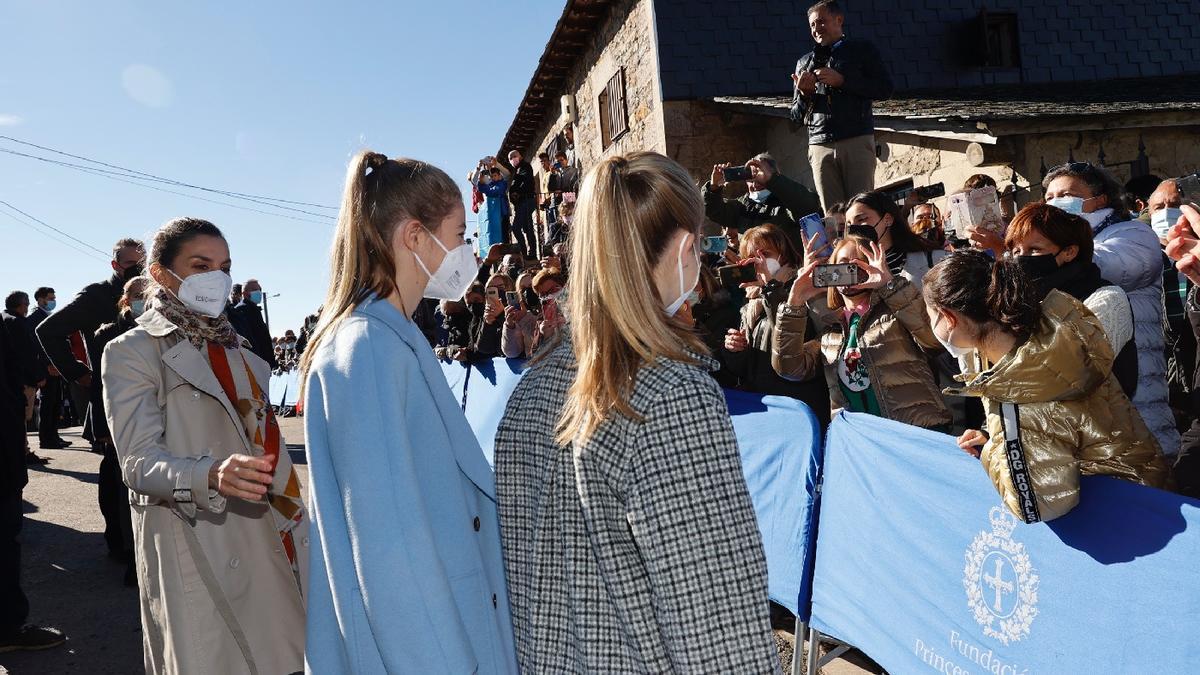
left=748, top=189, right=773, bottom=203
left=130, top=300, right=146, bottom=317
left=1046, top=196, right=1084, bottom=215
left=44, top=300, right=56, bottom=312
left=249, top=290, right=264, bottom=304
left=1151, top=207, right=1184, bottom=239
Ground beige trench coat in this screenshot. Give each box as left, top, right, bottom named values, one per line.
left=101, top=308, right=308, bottom=675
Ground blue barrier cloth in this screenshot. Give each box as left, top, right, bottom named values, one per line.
left=724, top=388, right=822, bottom=618
left=444, top=358, right=823, bottom=618
left=811, top=412, right=1200, bottom=673
left=269, top=370, right=288, bottom=407
left=268, top=369, right=301, bottom=407
left=440, top=359, right=470, bottom=411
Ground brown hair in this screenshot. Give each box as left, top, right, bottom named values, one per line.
left=299, top=150, right=460, bottom=382
left=923, top=250, right=1040, bottom=343
left=738, top=222, right=802, bottom=268
left=1004, top=203, right=1094, bottom=263
left=532, top=267, right=566, bottom=290
left=558, top=151, right=706, bottom=444
left=963, top=174, right=997, bottom=191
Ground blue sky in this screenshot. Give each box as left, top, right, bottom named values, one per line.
left=0, top=0, right=560, bottom=334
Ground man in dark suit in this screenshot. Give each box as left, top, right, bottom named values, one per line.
left=27, top=287, right=68, bottom=450
left=0, top=307, right=66, bottom=653
left=507, top=149, right=540, bottom=259
left=230, top=278, right=277, bottom=369
left=35, top=237, right=144, bottom=559
left=1, top=292, right=45, bottom=465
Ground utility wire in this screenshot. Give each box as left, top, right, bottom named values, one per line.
left=66, top=163, right=334, bottom=226
left=0, top=202, right=109, bottom=262
left=0, top=199, right=109, bottom=257
left=0, top=147, right=335, bottom=221
left=0, top=135, right=338, bottom=211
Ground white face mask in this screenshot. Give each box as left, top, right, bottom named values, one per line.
left=665, top=235, right=700, bottom=317
left=748, top=189, right=772, bottom=203
left=933, top=312, right=973, bottom=359
left=167, top=269, right=233, bottom=318
left=1152, top=207, right=1183, bottom=238
left=412, top=229, right=478, bottom=301
left=1081, top=207, right=1113, bottom=229
left=763, top=256, right=782, bottom=277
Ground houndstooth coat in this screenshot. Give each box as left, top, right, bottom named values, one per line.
left=494, top=337, right=781, bottom=674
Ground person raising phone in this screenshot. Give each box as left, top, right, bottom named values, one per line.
left=722, top=222, right=831, bottom=428
left=773, top=236, right=949, bottom=429
left=495, top=151, right=780, bottom=673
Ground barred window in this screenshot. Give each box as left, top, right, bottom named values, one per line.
left=598, top=68, right=628, bottom=150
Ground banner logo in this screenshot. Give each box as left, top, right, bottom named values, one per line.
left=963, top=507, right=1039, bottom=644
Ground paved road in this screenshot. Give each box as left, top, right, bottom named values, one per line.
left=2, top=420, right=872, bottom=674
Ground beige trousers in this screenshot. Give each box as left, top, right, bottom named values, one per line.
left=807, top=134, right=877, bottom=211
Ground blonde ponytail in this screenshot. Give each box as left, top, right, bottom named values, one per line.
left=556, top=152, right=706, bottom=445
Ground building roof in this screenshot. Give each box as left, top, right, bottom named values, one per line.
left=497, top=0, right=617, bottom=156
left=712, top=75, right=1200, bottom=134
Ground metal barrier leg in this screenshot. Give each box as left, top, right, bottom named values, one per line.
left=792, top=619, right=807, bottom=675
left=805, top=626, right=821, bottom=675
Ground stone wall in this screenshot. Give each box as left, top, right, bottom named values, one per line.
left=523, top=0, right=664, bottom=175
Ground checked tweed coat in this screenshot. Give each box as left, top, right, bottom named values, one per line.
left=494, top=338, right=781, bottom=674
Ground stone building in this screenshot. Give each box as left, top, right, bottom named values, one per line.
left=499, top=0, right=1200, bottom=209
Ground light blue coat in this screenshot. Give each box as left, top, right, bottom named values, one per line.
left=302, top=296, right=517, bottom=674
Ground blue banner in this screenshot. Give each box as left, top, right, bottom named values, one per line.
left=442, top=359, right=823, bottom=617
left=268, top=369, right=301, bottom=407
left=811, top=412, right=1200, bottom=673
left=477, top=196, right=504, bottom=258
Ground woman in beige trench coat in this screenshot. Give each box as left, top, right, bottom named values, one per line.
left=102, top=217, right=308, bottom=675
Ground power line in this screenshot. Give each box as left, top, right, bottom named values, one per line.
left=0, top=203, right=109, bottom=262
left=0, top=135, right=338, bottom=211
left=0, top=146, right=336, bottom=222
left=66, top=163, right=334, bottom=226
left=0, top=199, right=109, bottom=257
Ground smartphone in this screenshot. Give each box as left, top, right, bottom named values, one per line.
left=505, top=291, right=520, bottom=308
left=497, top=243, right=522, bottom=256
left=717, top=264, right=758, bottom=288
left=812, top=263, right=867, bottom=288
left=798, top=212, right=833, bottom=258
left=701, top=235, right=730, bottom=254
left=1178, top=173, right=1200, bottom=202
left=915, top=182, right=946, bottom=200
left=722, top=166, right=753, bottom=183
left=486, top=287, right=500, bottom=300
left=522, top=288, right=542, bottom=315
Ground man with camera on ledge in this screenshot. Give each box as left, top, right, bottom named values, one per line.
left=790, top=0, right=893, bottom=212
left=702, top=152, right=822, bottom=252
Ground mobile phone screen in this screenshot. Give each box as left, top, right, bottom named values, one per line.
left=799, top=213, right=833, bottom=259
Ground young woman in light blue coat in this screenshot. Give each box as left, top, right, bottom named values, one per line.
left=300, top=150, right=517, bottom=674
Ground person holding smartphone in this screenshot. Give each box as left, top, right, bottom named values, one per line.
left=476, top=274, right=514, bottom=358
left=772, top=236, right=950, bottom=429
left=703, top=152, right=821, bottom=251
left=495, top=151, right=779, bottom=673
left=300, top=151, right=517, bottom=674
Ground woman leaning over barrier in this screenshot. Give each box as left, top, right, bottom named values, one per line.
left=494, top=151, right=780, bottom=673
left=299, top=151, right=517, bottom=674
left=924, top=250, right=1170, bottom=523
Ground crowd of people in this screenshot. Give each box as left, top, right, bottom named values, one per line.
left=0, top=0, right=1197, bottom=671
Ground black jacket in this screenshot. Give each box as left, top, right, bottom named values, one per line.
left=1175, top=287, right=1200, bottom=497
left=508, top=160, right=536, bottom=202
left=230, top=301, right=277, bottom=369
left=91, top=312, right=139, bottom=443
left=27, top=306, right=53, bottom=381
left=702, top=172, right=823, bottom=250
left=789, top=38, right=893, bottom=144
left=0, top=312, right=39, bottom=389
left=35, top=273, right=124, bottom=383
left=0, top=322, right=28, bottom=495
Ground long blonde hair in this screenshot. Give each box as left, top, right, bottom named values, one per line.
left=556, top=151, right=706, bottom=445
left=299, top=150, right=459, bottom=384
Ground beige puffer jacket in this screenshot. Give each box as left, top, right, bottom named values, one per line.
left=948, top=291, right=1171, bottom=523
left=771, top=276, right=951, bottom=429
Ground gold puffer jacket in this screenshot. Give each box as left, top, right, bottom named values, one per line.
left=949, top=290, right=1171, bottom=523
left=771, top=277, right=951, bottom=429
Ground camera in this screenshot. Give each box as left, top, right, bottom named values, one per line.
left=722, top=166, right=754, bottom=183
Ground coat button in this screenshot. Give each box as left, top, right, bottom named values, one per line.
left=301, top=536, right=310, bottom=547
left=192, top=392, right=200, bottom=400
left=492, top=594, right=497, bottom=608
left=229, top=557, right=240, bottom=569
left=473, top=517, right=480, bottom=532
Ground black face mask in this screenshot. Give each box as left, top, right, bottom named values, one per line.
left=1015, top=253, right=1061, bottom=280
left=122, top=263, right=144, bottom=281
left=506, top=265, right=522, bottom=280
left=847, top=219, right=888, bottom=243
left=468, top=302, right=485, bottom=317
left=521, top=288, right=542, bottom=313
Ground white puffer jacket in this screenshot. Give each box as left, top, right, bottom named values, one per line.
left=1090, top=209, right=1180, bottom=455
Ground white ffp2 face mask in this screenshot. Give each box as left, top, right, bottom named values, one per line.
left=412, top=230, right=478, bottom=301
left=168, top=269, right=233, bottom=318
left=665, top=235, right=700, bottom=317
left=933, top=312, right=973, bottom=359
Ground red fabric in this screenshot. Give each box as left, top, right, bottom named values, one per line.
left=69, top=331, right=89, bottom=367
